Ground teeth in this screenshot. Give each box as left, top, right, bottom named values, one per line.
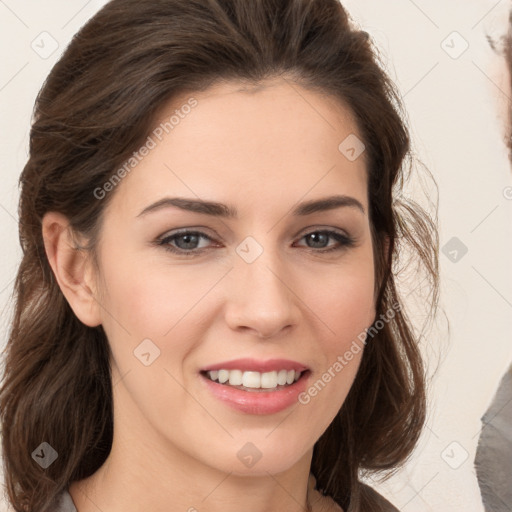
left=228, top=369, right=243, bottom=386
left=258, top=370, right=273, bottom=388
left=242, top=371, right=261, bottom=388
left=206, top=369, right=303, bottom=389
left=277, top=369, right=287, bottom=386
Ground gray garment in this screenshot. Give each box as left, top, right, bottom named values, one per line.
left=474, top=364, right=512, bottom=511
left=53, top=489, right=77, bottom=512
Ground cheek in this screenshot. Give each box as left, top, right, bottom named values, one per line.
left=97, top=252, right=226, bottom=383
left=96, top=260, right=204, bottom=416
left=308, top=259, right=375, bottom=393
left=318, top=263, right=376, bottom=342
left=99, top=249, right=206, bottom=332
left=296, top=272, right=373, bottom=434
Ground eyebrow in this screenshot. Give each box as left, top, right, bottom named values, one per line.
left=136, top=194, right=366, bottom=219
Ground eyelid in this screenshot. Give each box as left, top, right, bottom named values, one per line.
left=155, top=225, right=356, bottom=256
left=156, top=228, right=218, bottom=248
left=296, top=225, right=350, bottom=239
left=293, top=228, right=356, bottom=251
left=156, top=226, right=218, bottom=243
left=158, top=225, right=351, bottom=241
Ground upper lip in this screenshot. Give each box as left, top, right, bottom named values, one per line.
left=201, top=358, right=309, bottom=373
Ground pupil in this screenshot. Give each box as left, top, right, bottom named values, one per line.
left=308, top=232, right=327, bottom=248
left=178, top=234, right=198, bottom=249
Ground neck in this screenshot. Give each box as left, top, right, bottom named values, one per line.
left=70, top=447, right=314, bottom=512
left=69, top=376, right=315, bottom=512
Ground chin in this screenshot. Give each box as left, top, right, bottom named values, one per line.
left=203, top=437, right=313, bottom=477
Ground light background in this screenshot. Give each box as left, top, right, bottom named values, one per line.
left=1, top=1, right=512, bottom=511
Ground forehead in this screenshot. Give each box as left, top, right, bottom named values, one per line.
left=107, top=78, right=368, bottom=216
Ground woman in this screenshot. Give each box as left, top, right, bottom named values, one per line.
left=0, top=0, right=439, bottom=511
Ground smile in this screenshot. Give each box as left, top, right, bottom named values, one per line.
left=199, top=358, right=310, bottom=413
left=202, top=369, right=303, bottom=391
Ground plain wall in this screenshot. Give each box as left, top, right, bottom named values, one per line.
left=1, top=1, right=512, bottom=511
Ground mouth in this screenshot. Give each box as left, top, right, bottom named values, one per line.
left=200, top=368, right=310, bottom=392
left=198, top=359, right=311, bottom=414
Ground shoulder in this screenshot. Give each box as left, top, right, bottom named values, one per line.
left=475, top=364, right=512, bottom=510
left=359, top=483, right=400, bottom=511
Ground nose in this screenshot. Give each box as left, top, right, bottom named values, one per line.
left=224, top=248, right=301, bottom=339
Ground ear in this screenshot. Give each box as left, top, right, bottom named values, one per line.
left=42, top=211, right=102, bottom=327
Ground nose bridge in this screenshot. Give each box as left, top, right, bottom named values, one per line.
left=226, top=234, right=299, bottom=337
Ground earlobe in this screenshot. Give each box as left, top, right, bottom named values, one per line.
left=41, top=211, right=102, bottom=327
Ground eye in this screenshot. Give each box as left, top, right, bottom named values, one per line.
left=294, top=229, right=355, bottom=253
left=156, top=229, right=218, bottom=256
left=155, top=228, right=355, bottom=257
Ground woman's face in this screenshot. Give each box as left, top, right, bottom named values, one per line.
left=90, top=77, right=376, bottom=476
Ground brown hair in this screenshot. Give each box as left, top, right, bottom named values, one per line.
left=0, top=1, right=439, bottom=511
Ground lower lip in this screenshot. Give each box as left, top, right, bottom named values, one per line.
left=200, top=371, right=310, bottom=415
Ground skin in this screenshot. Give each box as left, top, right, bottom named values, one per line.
left=43, top=77, right=376, bottom=512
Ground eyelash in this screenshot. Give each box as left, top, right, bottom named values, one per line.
left=155, top=228, right=355, bottom=257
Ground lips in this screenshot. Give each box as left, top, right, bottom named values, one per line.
left=199, top=358, right=311, bottom=414
left=201, top=358, right=309, bottom=373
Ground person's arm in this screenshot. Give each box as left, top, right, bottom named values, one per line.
left=474, top=364, right=512, bottom=511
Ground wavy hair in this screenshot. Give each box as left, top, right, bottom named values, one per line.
left=0, top=1, right=439, bottom=510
